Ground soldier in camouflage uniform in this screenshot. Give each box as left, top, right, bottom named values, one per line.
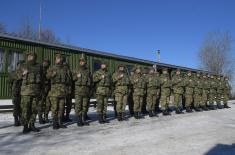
left=46, top=53, right=68, bottom=129
left=8, top=60, right=25, bottom=126
left=146, top=67, right=160, bottom=117
left=184, top=71, right=195, bottom=113
left=73, top=54, right=92, bottom=126
left=93, top=61, right=112, bottom=124
left=159, top=68, right=171, bottom=115
left=171, top=68, right=184, bottom=114
left=208, top=75, right=217, bottom=110
left=216, top=76, right=224, bottom=109
left=131, top=66, right=146, bottom=119
left=112, top=64, right=130, bottom=121
left=128, top=70, right=135, bottom=116
left=63, top=62, right=73, bottom=122
left=193, top=72, right=203, bottom=112
left=201, top=74, right=210, bottom=111
left=38, top=59, right=50, bottom=124
left=19, top=52, right=42, bottom=133
left=222, top=76, right=231, bottom=108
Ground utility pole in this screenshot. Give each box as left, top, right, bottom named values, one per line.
left=157, top=50, right=160, bottom=63
left=38, top=0, right=42, bottom=40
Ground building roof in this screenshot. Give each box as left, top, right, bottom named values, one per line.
left=0, top=32, right=211, bottom=73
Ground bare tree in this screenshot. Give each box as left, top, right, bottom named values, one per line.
left=198, top=31, right=234, bottom=79
left=40, top=28, right=60, bottom=43
left=18, top=20, right=37, bottom=39
left=0, top=23, right=6, bottom=33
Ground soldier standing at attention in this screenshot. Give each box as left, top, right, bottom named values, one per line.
left=216, top=76, right=224, bottom=109
left=171, top=68, right=184, bottom=114
left=63, top=62, right=73, bottom=122
left=184, top=70, right=195, bottom=113
left=47, top=53, right=68, bottom=129
left=128, top=69, right=135, bottom=116
left=159, top=68, right=171, bottom=115
left=193, top=72, right=203, bottom=112
left=8, top=60, right=25, bottom=126
left=131, top=66, right=146, bottom=119
left=146, top=67, right=160, bottom=117
left=112, top=64, right=130, bottom=121
left=93, top=61, right=112, bottom=124
left=222, top=76, right=231, bottom=108
left=73, top=54, right=92, bottom=126
left=201, top=73, right=210, bottom=111
left=38, top=59, right=50, bottom=124
left=208, top=75, right=217, bottom=110
left=19, top=52, right=42, bottom=133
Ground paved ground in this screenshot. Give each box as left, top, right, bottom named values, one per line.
left=0, top=101, right=235, bottom=155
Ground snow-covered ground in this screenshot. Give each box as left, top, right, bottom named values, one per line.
left=0, top=101, right=235, bottom=155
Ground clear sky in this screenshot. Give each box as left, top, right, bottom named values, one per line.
left=0, top=0, right=234, bottom=70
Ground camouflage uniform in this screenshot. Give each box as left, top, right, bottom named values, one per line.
left=47, top=53, right=68, bottom=129
left=184, top=71, right=195, bottom=112
left=131, top=66, right=146, bottom=119
left=208, top=75, right=217, bottom=110
left=159, top=68, right=172, bottom=115
left=112, top=64, right=130, bottom=121
left=128, top=70, right=135, bottom=116
left=93, top=62, right=112, bottom=124
left=38, top=59, right=51, bottom=124
left=201, top=74, right=210, bottom=111
left=8, top=60, right=24, bottom=126
left=19, top=52, right=42, bottom=133
left=146, top=67, right=160, bottom=117
left=171, top=69, right=184, bottom=114
left=73, top=54, right=92, bottom=126
left=222, top=77, right=231, bottom=108
left=193, top=72, right=203, bottom=111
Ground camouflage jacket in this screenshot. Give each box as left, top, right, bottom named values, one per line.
left=8, top=70, right=22, bottom=97
left=223, top=80, right=231, bottom=96
left=194, top=77, right=203, bottom=94
left=171, top=74, right=185, bottom=94
left=209, top=79, right=217, bottom=94
left=112, top=70, right=130, bottom=94
left=160, top=73, right=172, bottom=89
left=184, top=76, right=195, bottom=94
left=130, top=73, right=146, bottom=96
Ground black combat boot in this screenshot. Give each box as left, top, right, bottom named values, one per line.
left=44, top=114, right=49, bottom=123
left=39, top=115, right=45, bottom=124
left=162, top=110, right=171, bottom=116
left=175, top=108, right=184, bottom=114
left=117, top=113, right=122, bottom=121
left=186, top=107, right=193, bottom=113
left=138, top=112, right=145, bottom=119
left=29, top=123, right=40, bottom=132
left=98, top=114, right=104, bottom=124
left=53, top=118, right=59, bottom=129
left=23, top=124, right=30, bottom=134
left=77, top=114, right=83, bottom=126
left=14, top=116, right=21, bottom=127
left=103, top=114, right=109, bottom=123
left=82, top=113, right=89, bottom=126
left=224, top=104, right=231, bottom=108
left=148, top=111, right=153, bottom=117
left=134, top=112, right=139, bottom=119
left=194, top=107, right=201, bottom=112
left=202, top=105, right=209, bottom=111
left=59, top=116, right=67, bottom=128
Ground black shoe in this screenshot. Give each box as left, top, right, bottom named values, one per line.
left=163, top=110, right=171, bottom=116
left=148, top=111, right=154, bottom=117
left=29, top=123, right=40, bottom=132
left=22, top=124, right=30, bottom=133
left=52, top=118, right=59, bottom=129
left=134, top=112, right=139, bottom=119
left=202, top=106, right=209, bottom=111
left=59, top=117, right=67, bottom=128
left=117, top=113, right=122, bottom=121
left=186, top=107, right=193, bottom=113
left=77, top=114, right=83, bottom=126
left=82, top=113, right=89, bottom=126
left=224, top=104, right=231, bottom=108
left=138, top=112, right=145, bottom=119
left=39, top=115, right=45, bottom=124
left=98, top=114, right=104, bottom=124
left=194, top=107, right=201, bottom=112
left=14, top=116, right=21, bottom=127
left=175, top=108, right=184, bottom=114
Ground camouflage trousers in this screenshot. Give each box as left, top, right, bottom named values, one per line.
left=38, top=95, right=50, bottom=116
left=216, top=94, right=222, bottom=105
left=21, top=95, right=38, bottom=125
left=75, top=94, right=89, bottom=115
left=12, top=95, right=21, bottom=118
left=115, top=93, right=128, bottom=113
left=223, top=94, right=229, bottom=106
left=147, top=90, right=159, bottom=111
left=96, top=95, right=108, bottom=114
left=133, top=95, right=144, bottom=112
left=50, top=97, right=65, bottom=119
left=209, top=93, right=216, bottom=105
left=173, top=93, right=183, bottom=109
left=185, top=93, right=193, bottom=108
left=202, top=90, right=209, bottom=106
left=160, top=89, right=171, bottom=111
left=194, top=93, right=203, bottom=107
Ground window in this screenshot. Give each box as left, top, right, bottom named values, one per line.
left=0, top=49, right=4, bottom=72
left=8, top=50, right=23, bottom=72
left=93, top=60, right=101, bottom=72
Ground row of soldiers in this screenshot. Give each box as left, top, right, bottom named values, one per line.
left=8, top=52, right=231, bottom=134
